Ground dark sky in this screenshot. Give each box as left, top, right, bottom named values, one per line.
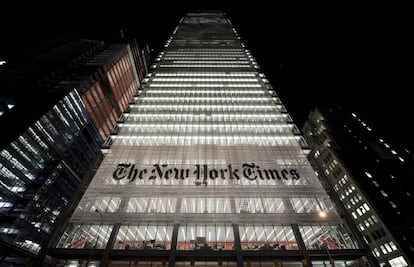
left=1, top=3, right=413, bottom=150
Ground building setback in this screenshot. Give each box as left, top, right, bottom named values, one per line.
left=302, top=106, right=413, bottom=267
left=48, top=12, right=378, bottom=267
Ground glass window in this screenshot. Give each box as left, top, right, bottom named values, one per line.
left=299, top=224, right=358, bottom=250
left=177, top=224, right=234, bottom=251
left=235, top=198, right=285, bottom=213
left=239, top=224, right=297, bottom=250
left=57, top=224, right=113, bottom=249
left=180, top=198, right=230, bottom=213
left=290, top=198, right=332, bottom=213
left=114, top=223, right=173, bottom=250
left=79, top=197, right=121, bottom=213
left=127, top=197, right=176, bottom=213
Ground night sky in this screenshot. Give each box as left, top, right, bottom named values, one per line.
left=1, top=3, right=412, bottom=150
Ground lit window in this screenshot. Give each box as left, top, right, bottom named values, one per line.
left=389, top=241, right=397, bottom=251
left=365, top=172, right=372, bottom=178
left=389, top=256, right=408, bottom=267
left=389, top=201, right=397, bottom=209
left=373, top=248, right=380, bottom=257
left=384, top=243, right=392, bottom=253
left=398, top=157, right=405, bottom=162
left=380, top=190, right=389, bottom=198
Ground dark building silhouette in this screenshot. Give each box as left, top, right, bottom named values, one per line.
left=47, top=12, right=378, bottom=267
left=302, top=106, right=413, bottom=267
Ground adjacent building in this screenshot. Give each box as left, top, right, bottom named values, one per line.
left=39, top=38, right=147, bottom=141
left=302, top=106, right=413, bottom=267
left=0, top=89, right=103, bottom=266
left=0, top=38, right=147, bottom=265
left=49, top=12, right=378, bottom=267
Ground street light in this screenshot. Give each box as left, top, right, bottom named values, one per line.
left=318, top=210, right=327, bottom=218
left=85, top=208, right=104, bottom=267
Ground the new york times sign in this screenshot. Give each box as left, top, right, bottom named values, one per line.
left=113, top=163, right=300, bottom=184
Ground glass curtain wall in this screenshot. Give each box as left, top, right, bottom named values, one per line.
left=55, top=12, right=361, bottom=266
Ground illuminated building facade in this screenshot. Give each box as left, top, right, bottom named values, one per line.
left=0, top=89, right=103, bottom=265
left=50, top=12, right=378, bottom=267
left=0, top=38, right=144, bottom=265
left=55, top=41, right=145, bottom=141
left=302, top=107, right=413, bottom=267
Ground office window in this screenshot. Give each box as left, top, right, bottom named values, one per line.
left=239, top=224, right=297, bottom=250
left=114, top=223, right=173, bottom=250
left=177, top=224, right=234, bottom=251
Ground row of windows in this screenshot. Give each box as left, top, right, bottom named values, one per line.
left=163, top=49, right=245, bottom=52
left=131, top=105, right=280, bottom=112
left=120, top=123, right=293, bottom=128
left=112, top=135, right=301, bottom=147
left=349, top=193, right=363, bottom=206
left=151, top=78, right=258, bottom=82
left=170, top=40, right=237, bottom=45
left=160, top=64, right=252, bottom=68
left=134, top=102, right=283, bottom=109
left=161, top=49, right=245, bottom=53
left=57, top=223, right=357, bottom=251
left=118, top=125, right=295, bottom=135
left=339, top=184, right=356, bottom=200
left=154, top=72, right=256, bottom=77
left=135, top=100, right=275, bottom=107
left=162, top=57, right=249, bottom=61
left=144, top=91, right=268, bottom=96
left=148, top=83, right=262, bottom=88
left=125, top=113, right=289, bottom=121
left=167, top=60, right=249, bottom=64
left=140, top=97, right=270, bottom=103
left=359, top=215, right=378, bottom=231
left=78, top=197, right=331, bottom=214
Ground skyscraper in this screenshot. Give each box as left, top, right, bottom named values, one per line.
left=302, top=107, right=413, bottom=267
left=0, top=89, right=103, bottom=266
left=0, top=38, right=145, bottom=265
left=49, top=12, right=377, bottom=267
left=57, top=43, right=143, bottom=140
